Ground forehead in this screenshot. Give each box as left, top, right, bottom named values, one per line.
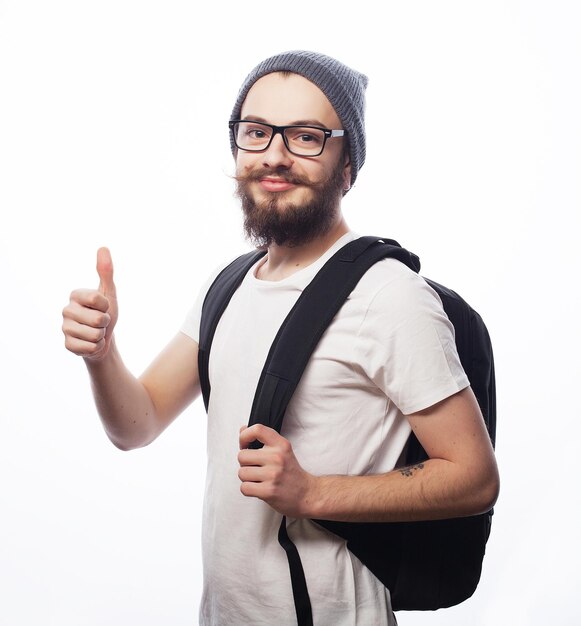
left=240, top=72, right=342, bottom=128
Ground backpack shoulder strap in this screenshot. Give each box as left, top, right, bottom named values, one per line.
left=247, top=236, right=420, bottom=439
left=198, top=249, right=266, bottom=411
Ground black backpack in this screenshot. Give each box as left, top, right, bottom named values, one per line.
left=198, top=236, right=496, bottom=625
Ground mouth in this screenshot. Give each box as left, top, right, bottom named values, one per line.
left=258, top=177, right=298, bottom=193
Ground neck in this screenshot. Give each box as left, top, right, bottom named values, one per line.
left=256, top=214, right=350, bottom=282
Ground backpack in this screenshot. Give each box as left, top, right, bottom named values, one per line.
left=198, top=236, right=496, bottom=625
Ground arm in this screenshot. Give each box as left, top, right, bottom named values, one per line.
left=238, top=387, right=499, bottom=521
left=85, top=332, right=200, bottom=450
left=62, top=248, right=200, bottom=450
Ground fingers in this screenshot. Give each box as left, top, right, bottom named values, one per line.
left=62, top=302, right=109, bottom=340
left=239, top=424, right=283, bottom=450
left=69, top=288, right=110, bottom=313
left=238, top=425, right=283, bottom=468
left=62, top=289, right=112, bottom=358
left=238, top=465, right=264, bottom=480
left=63, top=333, right=107, bottom=358
left=97, top=247, right=116, bottom=299
left=237, top=445, right=281, bottom=501
left=62, top=299, right=111, bottom=358
left=239, top=475, right=267, bottom=500
left=238, top=425, right=291, bottom=480
left=64, top=292, right=111, bottom=325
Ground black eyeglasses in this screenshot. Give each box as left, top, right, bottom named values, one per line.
left=229, top=120, right=346, bottom=157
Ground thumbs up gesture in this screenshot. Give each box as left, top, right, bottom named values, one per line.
left=62, top=248, right=119, bottom=361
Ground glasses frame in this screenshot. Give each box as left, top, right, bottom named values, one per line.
left=229, top=120, right=346, bottom=157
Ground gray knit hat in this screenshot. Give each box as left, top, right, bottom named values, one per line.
left=230, top=50, right=368, bottom=187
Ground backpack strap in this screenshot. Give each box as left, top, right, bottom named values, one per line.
left=246, top=237, right=420, bottom=442
left=198, top=249, right=266, bottom=411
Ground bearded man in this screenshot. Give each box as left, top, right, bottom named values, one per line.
left=62, top=51, right=499, bottom=626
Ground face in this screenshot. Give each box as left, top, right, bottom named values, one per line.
left=234, top=72, right=351, bottom=248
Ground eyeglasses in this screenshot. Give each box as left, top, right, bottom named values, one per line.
left=229, top=120, right=346, bottom=157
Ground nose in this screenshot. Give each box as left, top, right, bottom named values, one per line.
left=261, top=131, right=294, bottom=169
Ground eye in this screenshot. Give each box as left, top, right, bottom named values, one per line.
left=287, top=127, right=325, bottom=147
left=298, top=132, right=318, bottom=143
left=235, top=122, right=272, bottom=147
left=247, top=128, right=267, bottom=139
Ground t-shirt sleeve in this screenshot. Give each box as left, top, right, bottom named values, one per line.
left=356, top=268, right=470, bottom=415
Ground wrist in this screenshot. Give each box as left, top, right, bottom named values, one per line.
left=302, top=474, right=326, bottom=519
left=83, top=336, right=117, bottom=366
left=83, top=339, right=120, bottom=378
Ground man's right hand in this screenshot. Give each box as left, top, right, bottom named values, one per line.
left=62, top=247, right=119, bottom=361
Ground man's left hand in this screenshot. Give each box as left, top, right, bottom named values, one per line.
left=238, top=424, right=317, bottom=518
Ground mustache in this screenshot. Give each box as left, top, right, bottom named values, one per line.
left=234, top=168, right=321, bottom=188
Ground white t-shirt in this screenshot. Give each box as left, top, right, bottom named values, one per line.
left=181, top=232, right=469, bottom=626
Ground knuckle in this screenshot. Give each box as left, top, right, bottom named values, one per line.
left=69, top=289, right=82, bottom=302
left=64, top=337, right=85, bottom=356
left=90, top=327, right=105, bottom=342
left=86, top=339, right=104, bottom=356
left=272, top=451, right=285, bottom=467
left=87, top=292, right=105, bottom=309
left=94, top=312, right=110, bottom=328
left=61, top=318, right=70, bottom=335
left=280, top=439, right=292, bottom=454
left=95, top=338, right=106, bottom=351
left=83, top=341, right=98, bottom=355
left=264, top=484, right=276, bottom=500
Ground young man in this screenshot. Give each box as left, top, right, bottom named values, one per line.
left=62, top=51, right=499, bottom=626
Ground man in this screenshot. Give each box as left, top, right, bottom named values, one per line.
left=62, top=51, right=499, bottom=625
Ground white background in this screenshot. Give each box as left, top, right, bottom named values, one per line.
left=1, top=1, right=579, bottom=624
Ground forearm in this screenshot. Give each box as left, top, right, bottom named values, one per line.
left=238, top=391, right=499, bottom=522
left=84, top=339, right=161, bottom=450
left=308, top=457, right=499, bottom=523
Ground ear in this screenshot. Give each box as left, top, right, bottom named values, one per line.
left=342, top=156, right=352, bottom=192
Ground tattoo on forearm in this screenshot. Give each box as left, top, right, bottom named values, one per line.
left=399, top=462, right=425, bottom=477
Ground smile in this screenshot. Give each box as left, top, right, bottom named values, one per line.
left=259, top=178, right=297, bottom=192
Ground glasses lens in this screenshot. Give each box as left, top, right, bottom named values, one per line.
left=233, top=122, right=272, bottom=151
left=283, top=127, right=326, bottom=156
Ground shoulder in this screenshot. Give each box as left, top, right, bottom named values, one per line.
left=352, top=258, right=445, bottom=321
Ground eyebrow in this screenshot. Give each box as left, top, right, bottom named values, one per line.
left=241, top=115, right=331, bottom=128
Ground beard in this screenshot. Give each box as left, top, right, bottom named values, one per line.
left=235, top=159, right=345, bottom=248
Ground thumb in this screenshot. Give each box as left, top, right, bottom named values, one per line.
left=96, top=247, right=116, bottom=298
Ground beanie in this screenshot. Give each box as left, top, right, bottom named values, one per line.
left=230, top=50, right=368, bottom=187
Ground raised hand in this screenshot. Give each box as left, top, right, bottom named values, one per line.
left=62, top=247, right=119, bottom=361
